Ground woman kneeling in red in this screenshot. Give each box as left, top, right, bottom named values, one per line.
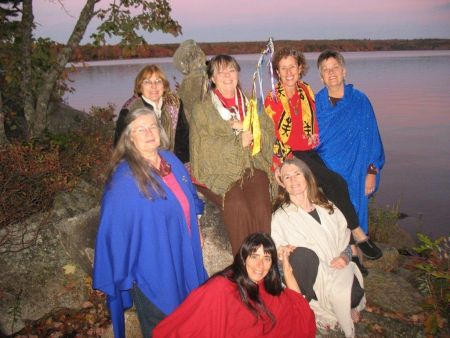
left=153, top=232, right=316, bottom=337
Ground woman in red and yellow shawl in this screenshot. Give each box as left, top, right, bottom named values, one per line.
left=265, top=48, right=318, bottom=169
left=264, top=48, right=382, bottom=274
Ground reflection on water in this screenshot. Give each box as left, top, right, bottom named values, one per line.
left=65, top=51, right=450, bottom=239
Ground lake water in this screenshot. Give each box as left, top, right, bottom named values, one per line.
left=65, top=50, right=450, bottom=239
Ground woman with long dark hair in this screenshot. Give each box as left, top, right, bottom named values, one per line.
left=153, top=232, right=316, bottom=337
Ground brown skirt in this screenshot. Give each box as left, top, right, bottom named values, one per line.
left=196, top=169, right=272, bottom=255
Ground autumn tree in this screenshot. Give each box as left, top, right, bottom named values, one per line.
left=1, top=0, right=181, bottom=140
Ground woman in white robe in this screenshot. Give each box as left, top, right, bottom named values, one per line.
left=271, top=157, right=365, bottom=338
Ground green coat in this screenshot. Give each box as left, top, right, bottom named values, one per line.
left=190, top=93, right=274, bottom=196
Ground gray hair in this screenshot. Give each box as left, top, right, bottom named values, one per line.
left=108, top=107, right=168, bottom=199
left=317, top=50, right=345, bottom=71
left=121, top=108, right=169, bottom=150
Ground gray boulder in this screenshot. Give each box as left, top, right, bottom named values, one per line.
left=0, top=180, right=101, bottom=335
left=200, top=201, right=234, bottom=275
left=46, top=102, right=90, bottom=135
left=364, top=269, right=423, bottom=314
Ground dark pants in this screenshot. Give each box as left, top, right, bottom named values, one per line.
left=293, top=150, right=359, bottom=241
left=197, top=169, right=272, bottom=255
left=289, top=247, right=365, bottom=308
left=130, top=285, right=166, bottom=337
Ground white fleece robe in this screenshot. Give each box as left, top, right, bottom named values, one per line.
left=272, top=203, right=366, bottom=338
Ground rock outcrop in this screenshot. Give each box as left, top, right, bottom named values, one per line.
left=46, top=102, right=90, bottom=135
left=0, top=180, right=100, bottom=335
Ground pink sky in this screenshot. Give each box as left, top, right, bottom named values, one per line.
left=33, top=0, right=450, bottom=44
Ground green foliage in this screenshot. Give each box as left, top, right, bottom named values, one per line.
left=91, top=0, right=182, bottom=47
left=368, top=200, right=401, bottom=243
left=1, top=36, right=74, bottom=135
left=413, top=234, right=450, bottom=336
left=0, top=1, right=22, bottom=105
left=0, top=1, right=21, bottom=43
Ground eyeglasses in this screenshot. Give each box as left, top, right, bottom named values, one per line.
left=142, top=78, right=163, bottom=86
left=132, top=125, right=159, bottom=135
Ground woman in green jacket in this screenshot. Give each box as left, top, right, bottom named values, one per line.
left=190, top=55, right=275, bottom=254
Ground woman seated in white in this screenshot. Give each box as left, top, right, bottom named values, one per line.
left=272, top=157, right=366, bottom=338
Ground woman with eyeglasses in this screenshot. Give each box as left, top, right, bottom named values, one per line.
left=189, top=54, right=275, bottom=255
left=114, top=65, right=190, bottom=163
left=93, top=107, right=208, bottom=338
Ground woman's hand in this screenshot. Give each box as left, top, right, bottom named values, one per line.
left=277, top=244, right=296, bottom=258
left=279, top=248, right=294, bottom=276
left=308, top=134, right=320, bottom=147
left=229, top=119, right=243, bottom=131
left=330, top=255, right=349, bottom=269
left=365, top=173, right=376, bottom=196
left=241, top=130, right=253, bottom=148
left=278, top=245, right=301, bottom=293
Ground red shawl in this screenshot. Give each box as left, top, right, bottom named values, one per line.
left=153, top=276, right=316, bottom=337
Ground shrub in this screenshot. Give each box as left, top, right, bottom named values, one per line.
left=0, top=111, right=114, bottom=232
left=0, top=142, right=71, bottom=230
left=413, top=234, right=450, bottom=336
left=368, top=200, right=401, bottom=243
left=53, top=116, right=113, bottom=190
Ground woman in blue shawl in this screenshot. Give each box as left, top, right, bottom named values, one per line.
left=93, top=107, right=207, bottom=338
left=315, top=50, right=385, bottom=235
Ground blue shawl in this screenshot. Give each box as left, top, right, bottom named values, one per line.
left=316, top=84, right=385, bottom=233
left=92, top=150, right=208, bottom=337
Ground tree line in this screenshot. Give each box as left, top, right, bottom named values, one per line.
left=70, top=39, right=450, bottom=62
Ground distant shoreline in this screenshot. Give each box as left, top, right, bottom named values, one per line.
left=71, top=38, right=450, bottom=62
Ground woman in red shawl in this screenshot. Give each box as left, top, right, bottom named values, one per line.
left=153, top=232, right=316, bottom=337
